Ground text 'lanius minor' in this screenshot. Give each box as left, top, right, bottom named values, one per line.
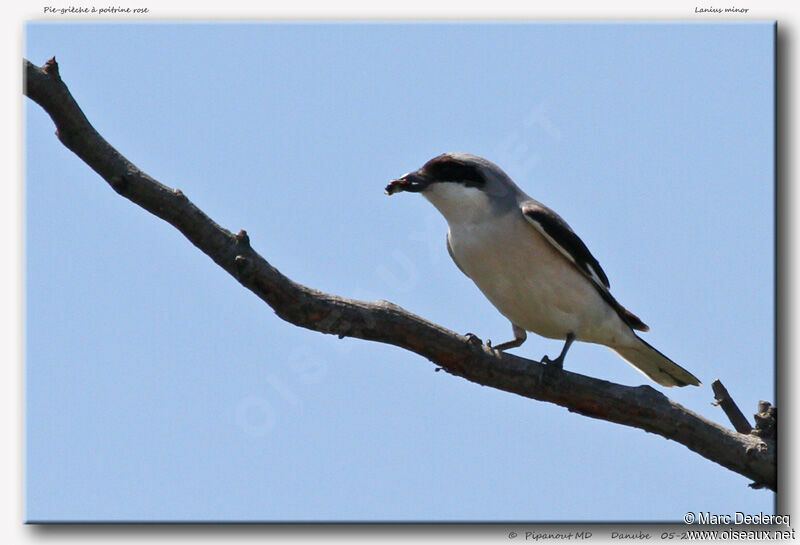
left=386, top=153, right=700, bottom=387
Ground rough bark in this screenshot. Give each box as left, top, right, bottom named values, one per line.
left=23, top=57, right=776, bottom=491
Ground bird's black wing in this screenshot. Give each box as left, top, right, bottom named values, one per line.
left=520, top=201, right=649, bottom=332
left=520, top=201, right=610, bottom=289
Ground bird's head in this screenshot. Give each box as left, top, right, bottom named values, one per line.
left=386, top=153, right=520, bottom=223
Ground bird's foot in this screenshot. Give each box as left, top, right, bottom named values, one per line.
left=464, top=332, right=483, bottom=347
left=540, top=333, right=574, bottom=369
left=541, top=354, right=564, bottom=369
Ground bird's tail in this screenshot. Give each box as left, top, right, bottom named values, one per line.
left=612, top=336, right=701, bottom=387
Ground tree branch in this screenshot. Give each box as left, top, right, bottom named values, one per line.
left=23, top=57, right=776, bottom=491
left=711, top=379, right=753, bottom=434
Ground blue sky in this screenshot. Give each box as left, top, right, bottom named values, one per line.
left=24, top=21, right=774, bottom=521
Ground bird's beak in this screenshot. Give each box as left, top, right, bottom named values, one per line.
left=385, top=171, right=431, bottom=195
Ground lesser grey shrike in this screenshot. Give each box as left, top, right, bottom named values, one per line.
left=386, top=152, right=700, bottom=387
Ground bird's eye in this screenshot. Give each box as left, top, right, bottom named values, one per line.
left=426, top=158, right=485, bottom=187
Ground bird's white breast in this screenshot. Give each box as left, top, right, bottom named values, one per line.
left=445, top=209, right=630, bottom=345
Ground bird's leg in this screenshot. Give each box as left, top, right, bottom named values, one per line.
left=489, top=324, right=527, bottom=351
left=541, top=333, right=575, bottom=369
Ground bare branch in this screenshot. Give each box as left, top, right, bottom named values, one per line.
left=711, top=379, right=753, bottom=434
left=23, top=57, right=776, bottom=491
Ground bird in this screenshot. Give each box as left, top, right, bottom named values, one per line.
left=385, top=152, right=700, bottom=387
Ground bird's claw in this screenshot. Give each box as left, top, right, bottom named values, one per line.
left=464, top=332, right=483, bottom=347
left=541, top=355, right=563, bottom=369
